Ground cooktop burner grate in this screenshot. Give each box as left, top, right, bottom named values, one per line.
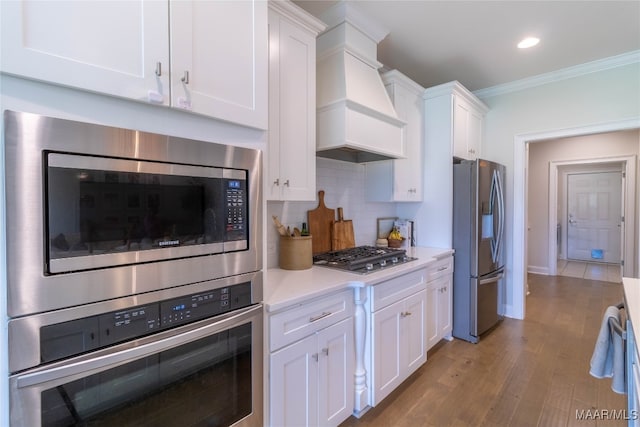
left=312, top=245, right=416, bottom=274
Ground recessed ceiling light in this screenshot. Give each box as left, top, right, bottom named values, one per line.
left=518, top=37, right=540, bottom=49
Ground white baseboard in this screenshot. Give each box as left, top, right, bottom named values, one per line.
left=527, top=265, right=549, bottom=275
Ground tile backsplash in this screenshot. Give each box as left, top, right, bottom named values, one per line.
left=267, top=157, right=398, bottom=268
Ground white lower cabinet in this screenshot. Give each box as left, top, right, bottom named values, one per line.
left=627, top=320, right=640, bottom=426
left=369, top=269, right=427, bottom=406
left=426, top=256, right=454, bottom=350
left=269, top=290, right=354, bottom=427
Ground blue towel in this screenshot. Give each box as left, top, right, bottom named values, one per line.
left=590, top=305, right=626, bottom=394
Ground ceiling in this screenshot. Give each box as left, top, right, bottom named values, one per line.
left=292, top=0, right=640, bottom=92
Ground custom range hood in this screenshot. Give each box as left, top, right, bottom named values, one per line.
left=315, top=2, right=406, bottom=163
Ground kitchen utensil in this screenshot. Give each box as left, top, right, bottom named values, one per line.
left=332, top=207, right=355, bottom=250
left=307, top=190, right=334, bottom=254
left=272, top=215, right=287, bottom=236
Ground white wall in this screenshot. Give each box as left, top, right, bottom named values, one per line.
left=0, top=74, right=268, bottom=427
left=480, top=62, right=640, bottom=319
left=527, top=130, right=639, bottom=274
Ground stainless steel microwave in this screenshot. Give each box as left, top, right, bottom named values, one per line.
left=3, top=111, right=263, bottom=317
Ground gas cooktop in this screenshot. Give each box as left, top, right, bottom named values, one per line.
left=312, top=245, right=417, bottom=274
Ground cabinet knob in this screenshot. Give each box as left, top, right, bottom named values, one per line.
left=181, top=70, right=190, bottom=84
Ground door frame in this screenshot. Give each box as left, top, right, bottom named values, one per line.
left=512, top=118, right=640, bottom=320
left=548, top=157, right=634, bottom=275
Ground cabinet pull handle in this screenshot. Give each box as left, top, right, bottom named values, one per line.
left=322, top=348, right=329, bottom=356
left=155, top=62, right=162, bottom=77
left=273, top=178, right=280, bottom=186
left=437, top=266, right=448, bottom=271
left=312, top=353, right=318, bottom=362
left=401, top=311, right=412, bottom=317
left=309, top=312, right=331, bottom=323
left=181, top=70, right=190, bottom=84
left=283, top=179, right=290, bottom=187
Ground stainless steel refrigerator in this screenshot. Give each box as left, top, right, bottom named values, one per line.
left=452, top=159, right=505, bottom=343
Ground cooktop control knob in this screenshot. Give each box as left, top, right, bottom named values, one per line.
left=391, top=257, right=399, bottom=264
left=365, top=263, right=374, bottom=271
left=380, top=259, right=387, bottom=267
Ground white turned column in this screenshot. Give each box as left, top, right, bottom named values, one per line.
left=351, top=283, right=369, bottom=416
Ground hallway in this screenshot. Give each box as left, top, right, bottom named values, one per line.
left=557, top=259, right=622, bottom=283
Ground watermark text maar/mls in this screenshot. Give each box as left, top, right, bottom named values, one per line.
left=576, top=408, right=639, bottom=421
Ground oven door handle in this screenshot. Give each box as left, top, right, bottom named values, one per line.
left=15, top=304, right=262, bottom=389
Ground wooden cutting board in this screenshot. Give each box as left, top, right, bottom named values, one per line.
left=307, top=190, right=335, bottom=255
left=332, top=207, right=355, bottom=251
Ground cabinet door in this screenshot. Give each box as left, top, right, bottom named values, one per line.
left=404, top=290, right=427, bottom=373
left=317, top=317, right=354, bottom=427
left=170, top=0, right=268, bottom=129
left=467, top=108, right=483, bottom=160
left=425, top=282, right=440, bottom=350
left=438, top=274, right=453, bottom=338
left=270, top=335, right=318, bottom=427
left=267, top=11, right=317, bottom=201
left=1, top=0, right=169, bottom=104
left=452, top=96, right=472, bottom=159
left=372, top=300, right=403, bottom=405
left=392, top=84, right=423, bottom=201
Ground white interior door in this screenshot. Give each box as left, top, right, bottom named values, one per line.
left=567, top=172, right=622, bottom=263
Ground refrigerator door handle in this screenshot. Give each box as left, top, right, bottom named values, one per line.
left=495, top=168, right=505, bottom=261
left=490, top=170, right=500, bottom=263
left=479, top=271, right=505, bottom=285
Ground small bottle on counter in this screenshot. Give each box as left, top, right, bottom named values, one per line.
left=301, top=222, right=310, bottom=236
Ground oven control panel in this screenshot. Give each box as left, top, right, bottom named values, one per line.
left=160, top=283, right=252, bottom=327
left=39, top=282, right=253, bottom=365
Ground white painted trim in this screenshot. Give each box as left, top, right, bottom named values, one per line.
left=513, top=117, right=640, bottom=320
left=475, top=50, right=640, bottom=99
left=547, top=156, right=636, bottom=277
left=528, top=265, right=549, bottom=276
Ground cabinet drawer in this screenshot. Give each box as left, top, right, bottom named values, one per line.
left=269, top=290, right=353, bottom=351
left=427, top=256, right=453, bottom=282
left=371, top=269, right=426, bottom=312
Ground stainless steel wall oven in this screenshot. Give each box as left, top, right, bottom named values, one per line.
left=9, top=274, right=264, bottom=427
left=4, top=111, right=264, bottom=426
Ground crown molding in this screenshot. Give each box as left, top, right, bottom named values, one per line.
left=474, top=50, right=640, bottom=99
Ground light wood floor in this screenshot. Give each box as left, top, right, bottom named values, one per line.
left=557, top=259, right=622, bottom=283
left=339, top=274, right=626, bottom=427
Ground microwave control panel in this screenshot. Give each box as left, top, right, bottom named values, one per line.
left=224, top=177, right=247, bottom=242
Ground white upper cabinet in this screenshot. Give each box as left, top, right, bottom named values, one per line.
left=1, top=1, right=169, bottom=103
left=424, top=81, right=488, bottom=161
left=170, top=0, right=267, bottom=129
left=1, top=0, right=268, bottom=129
left=452, top=94, right=484, bottom=160
left=267, top=1, right=325, bottom=201
left=365, top=70, right=424, bottom=202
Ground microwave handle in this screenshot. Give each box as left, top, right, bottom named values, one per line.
left=16, top=304, right=262, bottom=389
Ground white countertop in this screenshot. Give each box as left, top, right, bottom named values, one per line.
left=624, top=277, right=640, bottom=337
left=264, top=246, right=454, bottom=313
